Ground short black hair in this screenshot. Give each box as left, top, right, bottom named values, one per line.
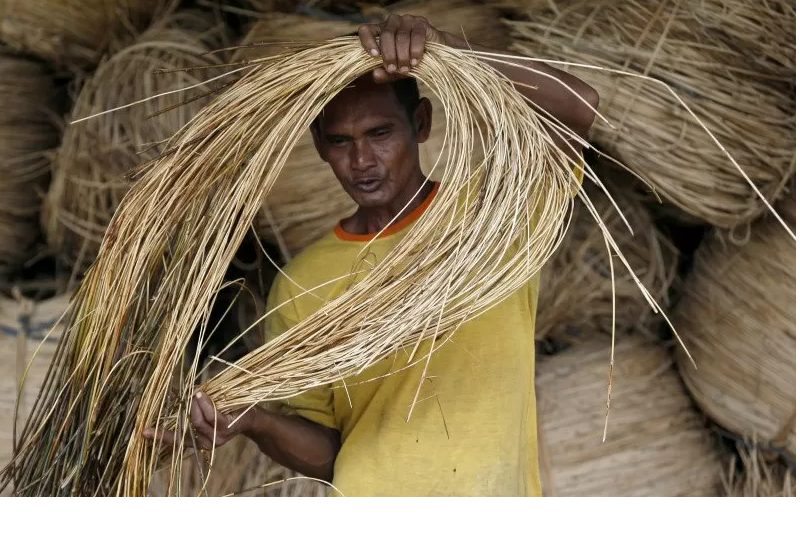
left=389, top=77, right=421, bottom=125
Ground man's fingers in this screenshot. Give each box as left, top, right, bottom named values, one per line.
left=395, top=20, right=413, bottom=73
left=194, top=392, right=220, bottom=427
left=379, top=16, right=400, bottom=73
left=410, top=22, right=427, bottom=67
left=143, top=428, right=178, bottom=447
left=194, top=434, right=214, bottom=451
left=372, top=66, right=389, bottom=83
left=190, top=399, right=215, bottom=441
left=358, top=24, right=381, bottom=57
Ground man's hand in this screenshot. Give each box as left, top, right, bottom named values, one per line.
left=142, top=391, right=253, bottom=451
left=358, top=13, right=449, bottom=83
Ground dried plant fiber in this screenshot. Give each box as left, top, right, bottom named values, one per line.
left=507, top=0, right=795, bottom=229
left=0, top=51, right=59, bottom=277
left=536, top=159, right=679, bottom=344
left=236, top=3, right=506, bottom=256
left=0, top=0, right=176, bottom=70
left=674, top=195, right=796, bottom=459
left=722, top=439, right=796, bottom=497
left=689, top=0, right=795, bottom=85
left=536, top=335, right=722, bottom=496
left=43, top=10, right=229, bottom=273
left=0, top=293, right=72, bottom=496
left=2, top=37, right=607, bottom=496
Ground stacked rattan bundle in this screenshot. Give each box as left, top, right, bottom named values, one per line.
left=0, top=293, right=72, bottom=496
left=536, top=335, right=722, bottom=496
left=506, top=0, right=795, bottom=229
left=536, top=161, right=678, bottom=344
left=0, top=0, right=174, bottom=70
left=690, top=0, right=795, bottom=86
left=722, top=441, right=796, bottom=497
left=237, top=1, right=506, bottom=256
left=43, top=11, right=229, bottom=272
left=0, top=51, right=59, bottom=277
left=674, top=195, right=796, bottom=459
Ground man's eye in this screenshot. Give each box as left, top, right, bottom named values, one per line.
left=329, top=137, right=348, bottom=146
left=372, top=129, right=390, bottom=138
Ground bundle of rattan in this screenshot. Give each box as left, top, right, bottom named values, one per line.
left=0, top=293, right=72, bottom=496
left=0, top=51, right=59, bottom=277
left=507, top=0, right=795, bottom=229
left=674, top=195, right=796, bottom=459
left=2, top=38, right=597, bottom=496
left=690, top=0, right=795, bottom=86
left=43, top=10, right=229, bottom=273
left=237, top=2, right=506, bottom=256
left=722, top=441, right=796, bottom=497
left=0, top=0, right=176, bottom=70
left=536, top=335, right=722, bottom=496
left=536, top=160, right=679, bottom=344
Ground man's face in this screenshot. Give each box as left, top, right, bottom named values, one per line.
left=312, top=79, right=430, bottom=208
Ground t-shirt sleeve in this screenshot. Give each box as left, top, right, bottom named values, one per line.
left=264, top=271, right=338, bottom=431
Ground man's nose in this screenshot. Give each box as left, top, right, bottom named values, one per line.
left=350, top=140, right=376, bottom=171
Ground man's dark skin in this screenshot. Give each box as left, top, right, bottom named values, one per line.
left=144, top=14, right=599, bottom=484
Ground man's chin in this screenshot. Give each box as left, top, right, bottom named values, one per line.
left=348, top=186, right=391, bottom=208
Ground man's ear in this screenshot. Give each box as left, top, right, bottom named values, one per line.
left=310, top=121, right=327, bottom=161
left=413, top=97, right=433, bottom=144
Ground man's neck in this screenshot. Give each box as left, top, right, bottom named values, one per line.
left=343, top=175, right=435, bottom=236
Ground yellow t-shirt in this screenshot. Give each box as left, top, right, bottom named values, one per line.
left=264, top=166, right=582, bottom=497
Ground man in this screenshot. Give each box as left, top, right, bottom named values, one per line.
left=145, top=13, right=599, bottom=497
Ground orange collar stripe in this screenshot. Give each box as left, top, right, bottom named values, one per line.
left=334, top=182, right=440, bottom=242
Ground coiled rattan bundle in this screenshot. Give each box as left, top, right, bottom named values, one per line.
left=690, top=0, right=795, bottom=86
left=0, top=0, right=175, bottom=70
left=507, top=0, right=795, bottom=229
left=674, top=195, right=796, bottom=459
left=43, top=11, right=229, bottom=273
left=536, top=335, right=722, bottom=496
left=536, top=160, right=679, bottom=344
left=0, top=51, right=59, bottom=277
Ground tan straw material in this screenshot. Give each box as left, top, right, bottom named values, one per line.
left=0, top=51, right=59, bottom=277
left=43, top=10, right=229, bottom=273
left=537, top=159, right=679, bottom=344
left=506, top=0, right=795, bottom=229
left=0, top=0, right=176, bottom=70
left=722, top=440, right=796, bottom=497
left=536, top=335, right=722, bottom=496
left=674, top=194, right=796, bottom=458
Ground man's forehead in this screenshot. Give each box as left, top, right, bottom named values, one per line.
left=318, top=78, right=403, bottom=126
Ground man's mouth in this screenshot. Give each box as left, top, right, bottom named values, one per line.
left=353, top=178, right=383, bottom=193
